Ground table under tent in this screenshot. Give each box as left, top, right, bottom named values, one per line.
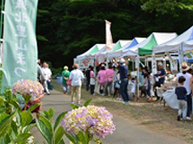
left=152, top=25, right=193, bottom=109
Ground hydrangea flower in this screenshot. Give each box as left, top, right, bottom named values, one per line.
left=12, top=80, right=43, bottom=98
left=61, top=105, right=116, bottom=139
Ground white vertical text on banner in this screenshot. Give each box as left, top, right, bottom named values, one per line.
left=2, top=0, right=39, bottom=88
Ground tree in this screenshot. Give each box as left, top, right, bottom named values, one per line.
left=36, top=0, right=193, bottom=71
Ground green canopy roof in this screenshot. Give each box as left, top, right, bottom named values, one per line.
left=137, top=33, right=177, bottom=55
left=138, top=35, right=157, bottom=55
left=88, top=45, right=99, bottom=55
left=113, top=41, right=121, bottom=51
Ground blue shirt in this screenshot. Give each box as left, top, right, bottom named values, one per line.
left=175, top=87, right=187, bottom=101
left=155, top=68, right=166, bottom=84
left=119, top=64, right=128, bottom=80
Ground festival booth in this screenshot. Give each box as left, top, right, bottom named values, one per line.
left=76, top=44, right=106, bottom=70
left=122, top=33, right=177, bottom=73
left=107, top=37, right=145, bottom=58
left=77, top=44, right=106, bottom=60
left=122, top=32, right=177, bottom=100
left=152, top=26, right=193, bottom=108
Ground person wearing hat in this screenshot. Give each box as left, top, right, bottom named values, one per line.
left=176, top=62, right=193, bottom=120
left=61, top=66, right=70, bottom=94
left=119, top=58, right=129, bottom=104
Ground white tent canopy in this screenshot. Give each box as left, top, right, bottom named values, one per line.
left=107, top=37, right=145, bottom=58
left=153, top=26, right=193, bottom=53
left=76, top=44, right=105, bottom=60
left=183, top=39, right=193, bottom=51
left=123, top=32, right=177, bottom=56
left=111, top=40, right=131, bottom=50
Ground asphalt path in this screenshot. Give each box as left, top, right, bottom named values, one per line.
left=32, top=90, right=188, bottom=144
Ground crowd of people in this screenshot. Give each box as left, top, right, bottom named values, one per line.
left=28, top=59, right=53, bottom=122
left=37, top=59, right=52, bottom=95
left=60, top=59, right=193, bottom=121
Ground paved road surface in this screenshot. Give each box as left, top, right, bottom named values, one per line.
left=32, top=90, right=187, bottom=144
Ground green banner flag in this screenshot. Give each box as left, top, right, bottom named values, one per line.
left=2, top=0, right=39, bottom=88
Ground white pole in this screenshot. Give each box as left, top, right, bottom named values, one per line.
left=179, top=43, right=184, bottom=69
left=137, top=55, right=140, bottom=100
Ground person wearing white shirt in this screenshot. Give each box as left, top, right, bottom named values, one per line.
left=176, top=62, right=193, bottom=120
left=69, top=63, right=84, bottom=104
left=42, top=62, right=52, bottom=95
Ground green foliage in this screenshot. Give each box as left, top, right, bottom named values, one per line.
left=35, top=99, right=94, bottom=144
left=36, top=118, right=53, bottom=144
left=54, top=111, right=67, bottom=131
left=84, top=99, right=92, bottom=107
left=36, top=108, right=67, bottom=144
left=0, top=111, right=16, bottom=138
left=0, top=88, right=39, bottom=144
left=37, top=0, right=193, bottom=69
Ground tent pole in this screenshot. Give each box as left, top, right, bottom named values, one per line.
left=137, top=54, right=140, bottom=101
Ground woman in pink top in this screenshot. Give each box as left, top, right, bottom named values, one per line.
left=97, top=65, right=106, bottom=95
left=105, top=65, right=114, bottom=96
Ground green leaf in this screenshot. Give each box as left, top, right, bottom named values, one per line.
left=76, top=131, right=88, bottom=144
left=13, top=133, right=32, bottom=144
left=36, top=119, right=52, bottom=144
left=40, top=115, right=53, bottom=134
left=0, top=97, right=5, bottom=107
left=16, top=111, right=21, bottom=126
left=28, top=103, right=40, bottom=113
left=23, top=94, right=31, bottom=105
left=10, top=101, right=21, bottom=111
left=0, top=134, right=11, bottom=144
left=70, top=103, right=79, bottom=109
left=11, top=120, right=18, bottom=136
left=20, top=110, right=33, bottom=127
left=23, top=123, right=36, bottom=133
left=48, top=108, right=55, bottom=121
left=0, top=111, right=15, bottom=137
left=55, top=126, right=65, bottom=144
left=59, top=139, right=65, bottom=144
left=54, top=111, right=67, bottom=131
left=84, top=99, right=92, bottom=107
left=41, top=108, right=55, bottom=121
left=64, top=131, right=78, bottom=144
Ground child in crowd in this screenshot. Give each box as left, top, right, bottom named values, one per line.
left=90, top=66, right=96, bottom=95
left=113, top=72, right=122, bottom=101
left=175, top=76, right=187, bottom=121
left=130, top=77, right=136, bottom=97
left=146, top=73, right=151, bottom=99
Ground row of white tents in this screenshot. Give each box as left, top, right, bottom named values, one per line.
left=76, top=25, right=193, bottom=71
